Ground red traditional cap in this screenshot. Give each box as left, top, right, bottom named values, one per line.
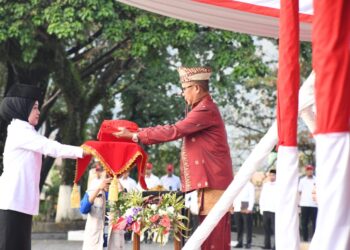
left=146, top=162, right=153, bottom=170
left=166, top=164, right=174, bottom=171
left=305, top=165, right=314, bottom=170
left=177, top=66, right=212, bottom=83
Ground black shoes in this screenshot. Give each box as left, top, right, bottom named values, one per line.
left=234, top=243, right=251, bottom=248
left=261, top=246, right=275, bottom=250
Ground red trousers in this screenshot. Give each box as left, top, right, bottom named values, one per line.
left=199, top=212, right=231, bottom=250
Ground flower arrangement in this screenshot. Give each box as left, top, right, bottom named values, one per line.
left=109, top=191, right=189, bottom=245
left=109, top=191, right=143, bottom=235
left=142, top=192, right=189, bottom=244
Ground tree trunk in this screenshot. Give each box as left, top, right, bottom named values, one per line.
left=0, top=62, right=9, bottom=176
left=39, top=156, right=55, bottom=192
left=55, top=113, right=85, bottom=221
left=55, top=185, right=82, bottom=222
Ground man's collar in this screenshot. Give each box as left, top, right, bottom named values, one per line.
left=191, top=94, right=211, bottom=108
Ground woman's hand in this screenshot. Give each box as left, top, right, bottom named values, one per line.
left=99, top=177, right=112, bottom=191
left=82, top=148, right=91, bottom=156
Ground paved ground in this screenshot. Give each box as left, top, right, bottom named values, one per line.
left=32, top=232, right=269, bottom=250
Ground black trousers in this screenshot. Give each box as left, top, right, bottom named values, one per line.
left=263, top=211, right=275, bottom=248
left=300, top=206, right=318, bottom=241
left=0, top=209, right=32, bottom=250
left=234, top=212, right=253, bottom=245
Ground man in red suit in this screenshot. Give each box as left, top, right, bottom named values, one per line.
left=115, top=66, right=234, bottom=250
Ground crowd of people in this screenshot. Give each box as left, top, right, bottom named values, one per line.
left=79, top=158, right=318, bottom=250
left=231, top=166, right=317, bottom=250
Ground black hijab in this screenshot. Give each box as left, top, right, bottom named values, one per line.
left=0, top=84, right=43, bottom=123
left=0, top=97, right=36, bottom=122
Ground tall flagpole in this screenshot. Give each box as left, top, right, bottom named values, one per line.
left=310, top=0, right=350, bottom=249
left=275, top=0, right=300, bottom=249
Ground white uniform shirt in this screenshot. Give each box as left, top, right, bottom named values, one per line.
left=138, top=174, right=161, bottom=191
left=259, top=181, right=277, bottom=213
left=298, top=176, right=317, bottom=207
left=119, top=176, right=138, bottom=192
left=233, top=182, right=255, bottom=212
left=185, top=190, right=199, bottom=215
left=0, top=119, right=83, bottom=215
left=160, top=174, right=181, bottom=191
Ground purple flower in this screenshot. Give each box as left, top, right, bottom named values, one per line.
left=126, top=215, right=133, bottom=224
left=132, top=207, right=140, bottom=215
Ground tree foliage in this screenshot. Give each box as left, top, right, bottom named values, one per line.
left=223, top=40, right=314, bottom=168
left=0, top=1, right=271, bottom=183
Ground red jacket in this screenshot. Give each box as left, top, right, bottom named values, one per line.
left=138, top=95, right=233, bottom=192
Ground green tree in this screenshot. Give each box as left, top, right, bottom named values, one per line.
left=222, top=40, right=314, bottom=169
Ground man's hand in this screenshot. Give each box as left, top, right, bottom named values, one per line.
left=113, top=127, right=133, bottom=140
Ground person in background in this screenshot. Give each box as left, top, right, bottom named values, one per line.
left=259, top=169, right=277, bottom=250
left=233, top=180, right=255, bottom=249
left=184, top=190, right=200, bottom=238
left=80, top=167, right=124, bottom=250
left=160, top=163, right=181, bottom=191
left=87, top=160, right=103, bottom=189
left=119, top=171, right=138, bottom=192
left=137, top=162, right=161, bottom=190
left=298, top=165, right=317, bottom=242
left=0, top=84, right=87, bottom=250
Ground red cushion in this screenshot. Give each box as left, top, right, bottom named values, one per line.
left=97, top=120, right=139, bottom=142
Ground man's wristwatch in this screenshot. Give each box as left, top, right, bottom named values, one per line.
left=131, top=133, right=139, bottom=143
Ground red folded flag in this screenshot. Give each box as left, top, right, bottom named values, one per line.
left=97, top=119, right=139, bottom=142
left=74, top=120, right=148, bottom=189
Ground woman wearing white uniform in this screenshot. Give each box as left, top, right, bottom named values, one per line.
left=0, top=84, right=88, bottom=250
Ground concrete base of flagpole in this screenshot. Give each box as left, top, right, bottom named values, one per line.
left=300, top=242, right=310, bottom=250
left=55, top=185, right=83, bottom=223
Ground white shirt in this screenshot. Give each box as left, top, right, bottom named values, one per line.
left=119, top=176, right=138, bottom=192
left=138, top=173, right=161, bottom=191
left=259, top=181, right=277, bottom=213
left=185, top=190, right=199, bottom=215
left=298, top=175, right=317, bottom=207
left=160, top=174, right=181, bottom=191
left=0, top=119, right=83, bottom=215
left=233, top=182, right=255, bottom=212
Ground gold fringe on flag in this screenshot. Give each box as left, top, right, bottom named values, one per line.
left=108, top=175, right=119, bottom=202
left=70, top=183, right=81, bottom=208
